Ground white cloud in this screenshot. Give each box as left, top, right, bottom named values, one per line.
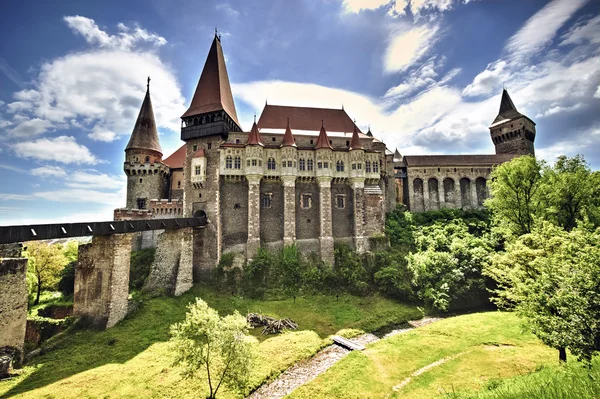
left=385, top=57, right=460, bottom=99
left=66, top=171, right=125, bottom=190
left=462, top=61, right=507, bottom=97
left=13, top=136, right=101, bottom=164
left=215, top=3, right=240, bottom=17
left=342, top=0, right=471, bottom=17
left=505, top=0, right=589, bottom=61
left=0, top=164, right=27, bottom=173
left=34, top=188, right=123, bottom=205
left=0, top=194, right=31, bottom=201
left=7, top=118, right=53, bottom=137
left=64, top=15, right=166, bottom=50
left=384, top=24, right=439, bottom=73
left=560, top=14, right=600, bottom=47
left=0, top=57, right=25, bottom=89
left=31, top=165, right=67, bottom=177
left=342, top=0, right=391, bottom=13
left=595, top=86, right=600, bottom=99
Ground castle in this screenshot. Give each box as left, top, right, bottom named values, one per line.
left=117, top=33, right=536, bottom=279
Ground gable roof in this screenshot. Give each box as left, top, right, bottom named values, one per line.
left=126, top=82, right=162, bottom=155
left=404, top=154, right=517, bottom=167
left=163, top=144, right=186, bottom=169
left=258, top=104, right=361, bottom=133
left=182, top=35, right=240, bottom=128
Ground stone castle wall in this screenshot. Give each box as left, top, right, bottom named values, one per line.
left=0, top=254, right=27, bottom=366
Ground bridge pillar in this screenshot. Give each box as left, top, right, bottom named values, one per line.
left=0, top=243, right=27, bottom=369
left=143, top=227, right=193, bottom=296
left=74, top=234, right=132, bottom=329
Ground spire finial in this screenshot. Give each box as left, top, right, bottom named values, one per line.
left=254, top=113, right=256, bottom=123
left=287, top=117, right=290, bottom=125
left=147, top=76, right=151, bottom=91
left=321, top=119, right=324, bottom=127
left=342, top=103, right=344, bottom=110
left=215, top=27, right=218, bottom=36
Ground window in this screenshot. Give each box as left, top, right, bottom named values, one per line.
left=336, top=160, right=344, bottom=172
left=358, top=163, right=362, bottom=170
left=225, top=156, right=233, bottom=169
left=346, top=140, right=350, bottom=147
left=267, top=158, right=276, bottom=170
left=301, top=194, right=312, bottom=209
left=252, top=159, right=257, bottom=166
left=208, top=143, right=212, bottom=150
left=287, top=160, right=292, bottom=167
left=262, top=193, right=272, bottom=208
left=372, top=162, right=379, bottom=173
left=139, top=178, right=143, bottom=183
left=177, top=181, right=181, bottom=188
left=282, top=161, right=286, bottom=168
left=145, top=156, right=150, bottom=163
left=235, top=139, right=240, bottom=144
left=324, top=161, right=329, bottom=168
left=137, top=198, right=146, bottom=209
left=234, top=156, right=241, bottom=169
left=195, top=165, right=201, bottom=175
left=272, top=137, right=276, bottom=142
left=318, top=162, right=323, bottom=169
left=299, top=159, right=306, bottom=171
left=336, top=195, right=345, bottom=209
left=307, top=159, right=314, bottom=171
left=310, top=139, right=314, bottom=145
left=247, top=160, right=251, bottom=167
left=193, top=144, right=198, bottom=152
left=234, top=203, right=241, bottom=210
left=352, top=163, right=356, bottom=170
left=366, top=161, right=371, bottom=173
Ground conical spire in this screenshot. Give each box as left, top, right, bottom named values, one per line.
left=281, top=118, right=296, bottom=147
left=366, top=125, right=373, bottom=137
left=182, top=34, right=240, bottom=128
left=492, top=89, right=523, bottom=124
left=126, top=77, right=162, bottom=156
left=315, top=121, right=332, bottom=149
left=393, top=148, right=402, bottom=162
left=247, top=118, right=263, bottom=146
left=349, top=123, right=363, bottom=150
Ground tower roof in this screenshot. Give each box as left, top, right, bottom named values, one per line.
left=491, top=89, right=523, bottom=125
left=315, top=123, right=332, bottom=149
left=182, top=34, right=240, bottom=128
left=349, top=123, right=363, bottom=150
left=126, top=78, right=162, bottom=155
left=281, top=118, right=296, bottom=147
left=393, top=148, right=402, bottom=162
left=247, top=120, right=263, bottom=146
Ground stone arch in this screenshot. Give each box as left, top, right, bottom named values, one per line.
left=428, top=178, right=439, bottom=210
left=476, top=177, right=487, bottom=206
left=443, top=178, right=455, bottom=208
left=413, top=178, right=424, bottom=212
left=460, top=178, right=471, bottom=209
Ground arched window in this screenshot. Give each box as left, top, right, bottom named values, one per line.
left=145, top=156, right=150, bottom=163
left=234, top=156, right=241, bottom=169
left=225, top=156, right=233, bottom=169
left=267, top=158, right=276, bottom=170
left=307, top=159, right=314, bottom=171
left=336, top=160, right=344, bottom=172
left=299, top=159, right=306, bottom=171
left=365, top=161, right=371, bottom=173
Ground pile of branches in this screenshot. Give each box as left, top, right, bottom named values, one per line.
left=246, top=313, right=298, bottom=335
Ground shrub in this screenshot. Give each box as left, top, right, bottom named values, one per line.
left=57, top=261, right=76, bottom=297
left=129, top=248, right=155, bottom=291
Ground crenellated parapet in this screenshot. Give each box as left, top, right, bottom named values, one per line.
left=123, top=160, right=170, bottom=177
left=113, top=208, right=153, bottom=221
left=149, top=199, right=184, bottom=218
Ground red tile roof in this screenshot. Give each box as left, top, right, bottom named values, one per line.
left=315, top=125, right=332, bottom=149
left=349, top=124, right=363, bottom=150
left=247, top=121, right=263, bottom=146
left=281, top=118, right=296, bottom=147
left=258, top=104, right=361, bottom=133
left=182, top=35, right=240, bottom=128
left=163, top=144, right=186, bottom=169
left=126, top=82, right=162, bottom=155
left=192, top=149, right=205, bottom=158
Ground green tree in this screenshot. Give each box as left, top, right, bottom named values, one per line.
left=486, top=155, right=543, bottom=236
left=279, top=245, right=303, bottom=301
left=170, top=298, right=256, bottom=398
left=25, top=241, right=67, bottom=305
left=486, top=222, right=600, bottom=363
left=62, top=240, right=79, bottom=264
left=407, top=220, right=494, bottom=311
left=539, top=155, right=600, bottom=231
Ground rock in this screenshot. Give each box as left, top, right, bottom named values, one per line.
left=0, top=356, right=12, bottom=379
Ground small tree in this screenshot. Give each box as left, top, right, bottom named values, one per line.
left=486, top=222, right=600, bottom=363
left=486, top=155, right=543, bottom=237
left=170, top=299, right=256, bottom=398
left=25, top=241, right=67, bottom=305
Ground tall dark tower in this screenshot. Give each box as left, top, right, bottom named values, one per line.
left=181, top=32, right=241, bottom=280
left=124, top=78, right=169, bottom=209
left=489, top=89, right=536, bottom=156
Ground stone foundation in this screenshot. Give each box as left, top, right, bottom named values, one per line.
left=0, top=257, right=28, bottom=367
left=73, top=234, right=132, bottom=329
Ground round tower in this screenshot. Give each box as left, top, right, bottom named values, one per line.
left=124, top=78, right=169, bottom=209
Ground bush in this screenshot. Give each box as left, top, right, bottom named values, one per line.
left=129, top=248, right=155, bottom=291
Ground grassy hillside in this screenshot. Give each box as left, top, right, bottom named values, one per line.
left=289, top=312, right=562, bottom=399
left=0, top=284, right=420, bottom=398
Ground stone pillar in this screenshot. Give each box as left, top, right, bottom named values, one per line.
left=143, top=227, right=193, bottom=296
left=246, top=175, right=262, bottom=259
left=423, top=179, right=430, bottom=211
left=439, top=177, right=446, bottom=208
left=455, top=181, right=462, bottom=209
left=470, top=180, right=478, bottom=209
left=282, top=176, right=296, bottom=247
left=352, top=179, right=367, bottom=252
left=318, top=177, right=334, bottom=264
left=74, top=234, right=132, bottom=329
left=0, top=250, right=27, bottom=368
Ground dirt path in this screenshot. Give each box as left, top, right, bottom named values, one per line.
left=246, top=317, right=442, bottom=399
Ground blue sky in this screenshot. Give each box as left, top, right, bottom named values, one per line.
left=0, top=0, right=599, bottom=225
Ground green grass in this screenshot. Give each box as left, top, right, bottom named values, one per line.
left=0, top=284, right=420, bottom=399
left=288, top=312, right=561, bottom=399
left=448, top=357, right=600, bottom=399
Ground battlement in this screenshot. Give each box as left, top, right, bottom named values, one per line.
left=113, top=208, right=153, bottom=221
left=149, top=199, right=184, bottom=218
left=123, top=161, right=170, bottom=176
